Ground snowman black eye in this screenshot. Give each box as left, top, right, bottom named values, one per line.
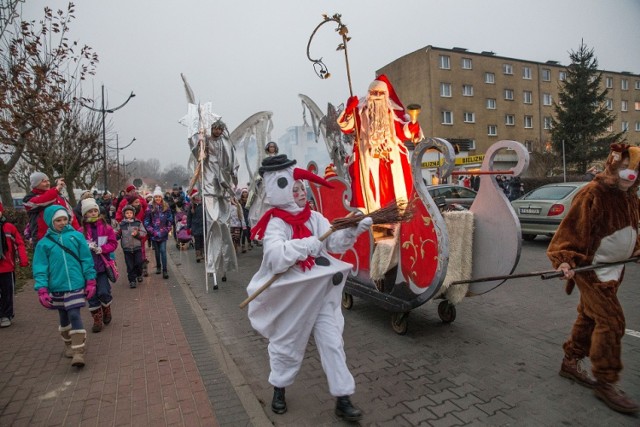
left=277, top=177, right=288, bottom=189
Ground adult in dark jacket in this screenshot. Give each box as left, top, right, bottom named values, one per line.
left=187, top=190, right=205, bottom=262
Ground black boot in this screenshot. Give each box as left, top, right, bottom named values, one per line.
left=271, top=387, right=287, bottom=414
left=335, top=395, right=362, bottom=421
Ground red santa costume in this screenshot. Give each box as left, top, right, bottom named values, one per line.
left=246, top=155, right=371, bottom=421
left=338, top=74, right=423, bottom=211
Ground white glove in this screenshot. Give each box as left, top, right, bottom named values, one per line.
left=92, top=246, right=103, bottom=254
left=355, top=217, right=373, bottom=236
left=301, top=236, right=323, bottom=257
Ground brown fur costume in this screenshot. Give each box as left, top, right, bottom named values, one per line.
left=547, top=143, right=640, bottom=383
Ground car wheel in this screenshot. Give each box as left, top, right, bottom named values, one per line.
left=522, top=234, right=536, bottom=241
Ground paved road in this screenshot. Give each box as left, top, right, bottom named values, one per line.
left=172, top=236, right=640, bottom=426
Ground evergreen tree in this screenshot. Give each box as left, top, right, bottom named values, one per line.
left=551, top=41, right=623, bottom=173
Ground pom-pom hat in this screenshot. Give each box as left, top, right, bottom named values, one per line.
left=81, top=198, right=100, bottom=216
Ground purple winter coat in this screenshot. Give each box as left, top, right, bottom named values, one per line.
left=82, top=219, right=118, bottom=273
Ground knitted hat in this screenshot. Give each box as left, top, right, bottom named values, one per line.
left=81, top=198, right=100, bottom=216
left=29, top=172, right=49, bottom=189
left=52, top=209, right=68, bottom=222
left=125, top=184, right=136, bottom=193
left=190, top=188, right=200, bottom=199
left=152, top=186, right=163, bottom=197
left=122, top=204, right=135, bottom=215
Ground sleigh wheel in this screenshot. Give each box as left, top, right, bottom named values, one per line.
left=341, top=292, right=353, bottom=310
left=391, top=312, right=409, bottom=335
left=438, top=300, right=456, bottom=324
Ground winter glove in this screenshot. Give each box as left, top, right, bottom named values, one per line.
left=355, top=217, right=373, bottom=236
left=301, top=236, right=323, bottom=257
left=345, top=95, right=359, bottom=115
left=92, top=246, right=103, bottom=255
left=85, top=279, right=97, bottom=300
left=38, top=288, right=53, bottom=309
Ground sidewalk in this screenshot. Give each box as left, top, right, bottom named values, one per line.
left=0, top=248, right=232, bottom=426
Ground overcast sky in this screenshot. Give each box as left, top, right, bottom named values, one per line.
left=20, top=0, right=640, bottom=181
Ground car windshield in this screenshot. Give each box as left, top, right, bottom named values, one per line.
left=523, top=186, right=576, bottom=201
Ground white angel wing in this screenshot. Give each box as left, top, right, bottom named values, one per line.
left=229, top=111, right=273, bottom=186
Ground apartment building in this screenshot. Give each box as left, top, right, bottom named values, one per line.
left=377, top=45, right=640, bottom=164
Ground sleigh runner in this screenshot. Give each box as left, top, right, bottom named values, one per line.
left=308, top=138, right=530, bottom=334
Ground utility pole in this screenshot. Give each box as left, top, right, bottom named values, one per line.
left=108, top=134, right=136, bottom=191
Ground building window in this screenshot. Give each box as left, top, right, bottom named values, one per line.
left=488, top=125, right=498, bottom=136
left=462, top=84, right=474, bottom=96
left=523, top=91, right=533, bottom=104
left=441, top=111, right=453, bottom=125
left=543, top=93, right=552, bottom=106
left=606, top=99, right=613, bottom=110
left=463, top=112, right=475, bottom=123
left=606, top=77, right=613, bottom=88
left=504, top=89, right=514, bottom=100
left=635, top=101, right=640, bottom=111
left=461, top=58, right=472, bottom=69
left=524, top=140, right=533, bottom=152
left=503, top=64, right=513, bottom=75
left=505, top=114, right=515, bottom=126
left=636, top=80, right=640, bottom=90
left=622, top=100, right=628, bottom=111
left=622, top=121, right=629, bottom=132
left=439, top=55, right=450, bottom=69
left=485, top=72, right=495, bottom=84
left=440, top=82, right=452, bottom=97
left=542, top=69, right=551, bottom=81
left=524, top=116, right=533, bottom=128
left=559, top=71, right=566, bottom=81
left=543, top=116, right=553, bottom=130
left=486, top=98, right=496, bottom=109
left=635, top=121, right=640, bottom=132
left=522, top=66, right=532, bottom=79
left=622, top=79, right=628, bottom=90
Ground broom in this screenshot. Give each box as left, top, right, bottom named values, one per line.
left=239, top=198, right=416, bottom=309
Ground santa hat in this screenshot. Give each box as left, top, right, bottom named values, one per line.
left=152, top=186, right=163, bottom=197
left=189, top=188, right=199, bottom=199
left=370, top=74, right=406, bottom=113
left=81, top=198, right=100, bottom=216
left=125, top=184, right=136, bottom=193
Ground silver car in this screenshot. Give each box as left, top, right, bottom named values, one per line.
left=426, top=184, right=477, bottom=210
left=511, top=181, right=588, bottom=241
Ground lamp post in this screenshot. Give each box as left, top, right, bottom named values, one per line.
left=108, top=134, right=136, bottom=190
left=82, top=84, right=135, bottom=192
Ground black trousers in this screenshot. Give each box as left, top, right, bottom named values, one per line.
left=0, top=272, right=15, bottom=319
left=124, top=249, right=143, bottom=282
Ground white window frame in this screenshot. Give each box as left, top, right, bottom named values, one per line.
left=635, top=101, right=640, bottom=111
left=441, top=111, right=453, bottom=125
left=621, top=79, right=628, bottom=90
left=440, top=82, right=452, bottom=97
left=488, top=125, right=498, bottom=136
left=635, top=121, right=640, bottom=132
left=606, top=77, right=613, bottom=88
left=505, top=114, right=515, bottom=126
left=559, top=71, right=566, bottom=81
left=523, top=91, right=533, bottom=104
left=503, top=64, right=513, bottom=75
left=524, top=115, right=533, bottom=129
left=622, top=100, right=628, bottom=111
left=461, top=58, right=472, bottom=69
left=504, top=89, right=514, bottom=100
left=486, top=98, right=496, bottom=109
left=462, top=84, right=474, bottom=96
left=606, top=99, right=613, bottom=110
left=543, top=93, right=552, bottom=106
left=439, top=55, right=450, bottom=69
left=622, top=121, right=629, bottom=132
left=522, top=66, right=532, bottom=79
left=463, top=112, right=475, bottom=123
left=542, top=69, right=551, bottom=81
left=636, top=81, right=640, bottom=90
left=544, top=117, right=553, bottom=130
left=485, top=72, right=495, bottom=84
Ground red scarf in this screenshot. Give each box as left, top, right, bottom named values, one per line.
left=251, top=204, right=316, bottom=271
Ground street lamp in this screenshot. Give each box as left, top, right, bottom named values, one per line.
left=108, top=134, right=136, bottom=190
left=82, top=84, right=135, bottom=191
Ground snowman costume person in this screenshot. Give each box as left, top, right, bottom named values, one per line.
left=246, top=155, right=372, bottom=421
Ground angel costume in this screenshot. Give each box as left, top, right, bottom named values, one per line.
left=246, top=155, right=370, bottom=421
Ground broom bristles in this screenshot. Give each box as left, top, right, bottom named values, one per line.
left=330, top=198, right=417, bottom=230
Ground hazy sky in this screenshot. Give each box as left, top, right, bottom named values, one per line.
left=20, top=0, right=640, bottom=179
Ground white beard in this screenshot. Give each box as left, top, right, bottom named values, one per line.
left=364, top=98, right=395, bottom=159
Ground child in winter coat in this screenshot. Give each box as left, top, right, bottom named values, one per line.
left=118, top=205, right=147, bottom=288
left=0, top=201, right=29, bottom=327
left=144, top=187, right=174, bottom=279
left=33, top=205, right=97, bottom=367
left=81, top=198, right=118, bottom=333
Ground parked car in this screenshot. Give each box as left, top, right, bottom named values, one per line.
left=426, top=184, right=477, bottom=210
left=511, top=182, right=588, bottom=241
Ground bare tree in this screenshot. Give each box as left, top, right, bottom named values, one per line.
left=0, top=2, right=98, bottom=204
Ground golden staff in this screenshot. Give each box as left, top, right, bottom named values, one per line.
left=306, top=13, right=370, bottom=212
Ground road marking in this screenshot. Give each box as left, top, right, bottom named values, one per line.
left=626, top=329, right=640, bottom=338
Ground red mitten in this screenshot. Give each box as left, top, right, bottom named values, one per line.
left=85, top=279, right=97, bottom=300
left=38, top=288, right=53, bottom=309
left=345, top=96, right=359, bottom=115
